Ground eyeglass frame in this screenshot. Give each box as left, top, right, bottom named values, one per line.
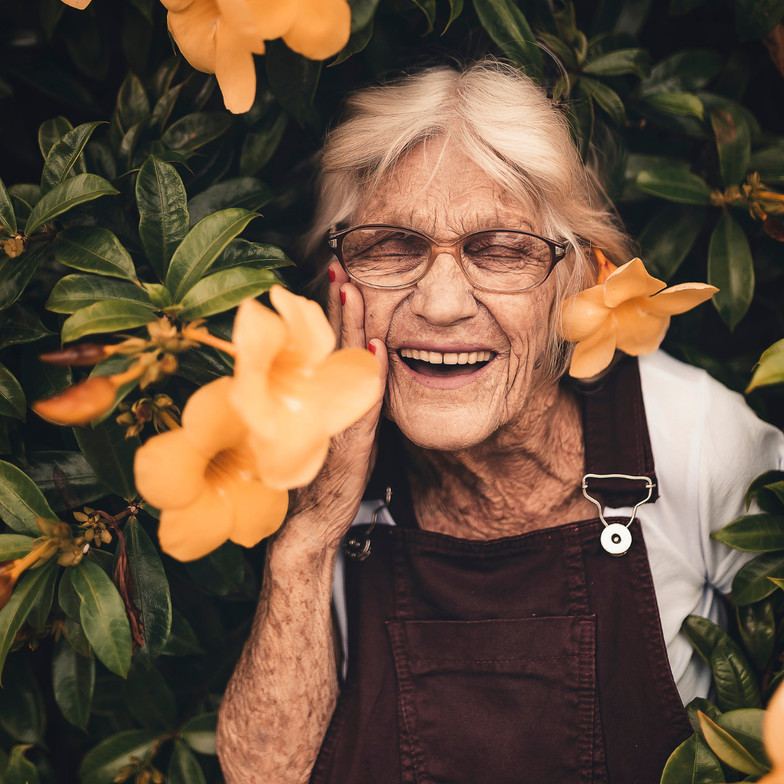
left=327, top=224, right=569, bottom=293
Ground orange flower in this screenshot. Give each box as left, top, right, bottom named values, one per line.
left=758, top=683, right=784, bottom=783
left=59, top=0, right=92, bottom=8
left=230, top=286, right=381, bottom=490
left=134, top=377, right=288, bottom=561
left=559, top=257, right=718, bottom=379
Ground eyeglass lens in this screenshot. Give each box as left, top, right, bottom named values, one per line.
left=339, top=228, right=553, bottom=291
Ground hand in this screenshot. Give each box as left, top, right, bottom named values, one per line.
left=278, top=262, right=388, bottom=557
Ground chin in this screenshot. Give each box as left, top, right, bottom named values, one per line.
left=389, top=405, right=499, bottom=452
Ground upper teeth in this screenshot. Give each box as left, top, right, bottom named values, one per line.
left=399, top=348, right=494, bottom=365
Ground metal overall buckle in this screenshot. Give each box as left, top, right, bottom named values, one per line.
left=344, top=487, right=393, bottom=561
left=581, top=473, right=655, bottom=556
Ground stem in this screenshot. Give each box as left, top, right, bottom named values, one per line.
left=157, top=409, right=181, bottom=430
left=181, top=327, right=237, bottom=357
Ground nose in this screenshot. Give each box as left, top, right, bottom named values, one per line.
left=409, top=251, right=479, bottom=325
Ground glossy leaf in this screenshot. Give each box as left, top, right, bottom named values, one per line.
left=0, top=176, right=16, bottom=235
left=265, top=40, right=321, bottom=125
left=579, top=77, right=625, bottom=126
left=136, top=155, right=189, bottom=281
left=123, top=666, right=176, bottom=729
left=710, top=639, right=761, bottom=711
left=732, top=553, right=784, bottom=605
left=0, top=656, right=46, bottom=745
left=716, top=710, right=770, bottom=770
left=348, top=0, right=381, bottom=31
left=58, top=568, right=82, bottom=622
left=46, top=274, right=153, bottom=315
left=64, top=618, right=92, bottom=659
left=711, top=107, right=751, bottom=188
left=331, top=18, right=374, bottom=67
left=178, top=267, right=278, bottom=320
left=27, top=560, right=57, bottom=630
left=0, top=561, right=57, bottom=680
left=473, top=0, right=543, bottom=77
left=160, top=610, right=203, bottom=657
left=213, top=240, right=293, bottom=272
left=74, top=419, right=138, bottom=501
left=40, top=121, right=103, bottom=194
left=659, top=733, right=725, bottom=784
left=0, top=363, right=26, bottom=421
left=0, top=534, right=34, bottom=561
left=0, top=460, right=58, bottom=535
left=708, top=211, right=754, bottom=330
left=161, top=112, right=232, bottom=151
left=125, top=518, right=171, bottom=667
left=636, top=168, right=712, bottom=204
left=641, top=49, right=722, bottom=94
left=37, top=116, right=73, bottom=159
left=583, top=48, right=650, bottom=78
left=188, top=178, right=273, bottom=226
left=52, top=636, right=95, bottom=731
left=0, top=244, right=46, bottom=311
left=70, top=558, right=132, bottom=678
left=26, top=449, right=107, bottom=514
left=239, top=112, right=288, bottom=176
left=747, top=339, right=784, bottom=392
left=410, top=0, right=436, bottom=32
left=712, top=514, right=784, bottom=552
left=639, top=203, right=706, bottom=280
left=115, top=72, right=150, bottom=132
left=686, top=697, right=721, bottom=733
left=61, top=300, right=155, bottom=343
left=168, top=740, right=207, bottom=784
left=639, top=91, right=704, bottom=120
left=24, top=173, right=119, bottom=236
left=681, top=615, right=728, bottom=665
left=735, top=0, right=784, bottom=41
left=6, top=745, right=40, bottom=784
left=79, top=729, right=159, bottom=784
left=736, top=600, right=775, bottom=670
left=184, top=542, right=256, bottom=599
left=697, top=711, right=768, bottom=776
left=53, top=226, right=138, bottom=282
left=745, top=470, right=784, bottom=512
left=180, top=712, right=217, bottom=754
left=0, top=304, right=52, bottom=350
left=166, top=208, right=258, bottom=302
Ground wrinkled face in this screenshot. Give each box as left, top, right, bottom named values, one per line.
left=355, top=139, right=559, bottom=451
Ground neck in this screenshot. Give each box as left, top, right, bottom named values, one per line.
left=404, top=382, right=591, bottom=539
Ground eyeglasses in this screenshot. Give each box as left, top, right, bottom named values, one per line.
left=327, top=225, right=568, bottom=293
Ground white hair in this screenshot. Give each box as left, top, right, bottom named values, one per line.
left=308, top=58, right=634, bottom=381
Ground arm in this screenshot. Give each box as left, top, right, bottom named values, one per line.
left=216, top=266, right=387, bottom=784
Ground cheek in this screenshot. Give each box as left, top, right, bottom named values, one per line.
left=361, top=290, right=402, bottom=339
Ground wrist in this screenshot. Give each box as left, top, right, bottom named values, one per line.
left=268, top=514, right=341, bottom=575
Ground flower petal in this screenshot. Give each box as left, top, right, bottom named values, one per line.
left=217, top=0, right=297, bottom=40
left=228, top=479, right=289, bottom=547
left=249, top=430, right=330, bottom=490
left=157, top=484, right=234, bottom=561
left=134, top=429, right=209, bottom=510
left=167, top=0, right=219, bottom=74
left=215, top=18, right=259, bottom=114
left=33, top=377, right=117, bottom=426
left=270, top=285, right=335, bottom=366
left=181, top=377, right=248, bottom=455
left=568, top=318, right=617, bottom=379
left=60, top=0, right=92, bottom=8
left=602, top=258, right=665, bottom=309
left=612, top=301, right=670, bottom=356
left=643, top=283, right=718, bottom=316
left=281, top=0, right=351, bottom=61
left=160, top=0, right=194, bottom=10
left=558, top=287, right=610, bottom=342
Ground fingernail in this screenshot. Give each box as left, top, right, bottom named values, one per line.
left=328, top=267, right=336, bottom=283
left=340, top=290, right=346, bottom=306
left=368, top=341, right=376, bottom=355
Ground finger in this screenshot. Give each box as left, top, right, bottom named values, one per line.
left=326, top=262, right=349, bottom=339
left=339, top=282, right=366, bottom=349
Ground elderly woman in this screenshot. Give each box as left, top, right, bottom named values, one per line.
left=216, top=61, right=784, bottom=783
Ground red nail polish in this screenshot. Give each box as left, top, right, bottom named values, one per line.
left=340, top=290, right=346, bottom=306
left=368, top=341, right=376, bottom=355
left=328, top=267, right=336, bottom=283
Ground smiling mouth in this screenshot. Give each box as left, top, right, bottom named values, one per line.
left=398, top=348, right=495, bottom=377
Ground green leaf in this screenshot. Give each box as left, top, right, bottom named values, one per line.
left=136, top=155, right=190, bottom=281
left=123, top=666, right=176, bottom=729
left=732, top=554, right=784, bottom=605
left=125, top=518, right=171, bottom=667
left=0, top=177, right=16, bottom=235
left=736, top=600, right=775, bottom=670
left=239, top=111, right=288, bottom=176
left=160, top=610, right=203, bottom=656
left=745, top=470, right=784, bottom=513
left=0, top=244, right=46, bottom=311
left=0, top=305, right=51, bottom=350
left=639, top=91, right=704, bottom=120
left=27, top=561, right=57, bottom=630
left=178, top=267, right=278, bottom=320
left=64, top=618, right=92, bottom=658
left=73, top=419, right=138, bottom=501
left=710, top=639, right=761, bottom=711
left=682, top=615, right=728, bottom=666
left=142, top=283, right=172, bottom=309
left=52, top=636, right=95, bottom=730
left=61, top=300, right=156, bottom=343
left=79, top=729, right=159, bottom=784
left=24, top=173, right=118, bottom=236
left=711, top=107, right=751, bottom=188
left=0, top=364, right=26, bottom=421
left=410, top=0, right=435, bottom=32
left=213, top=240, right=293, bottom=272
left=166, top=208, right=258, bottom=302
left=0, top=656, right=46, bottom=745
left=578, top=77, right=625, bottom=126
left=747, top=339, right=784, bottom=392
left=330, top=18, right=374, bottom=67
left=473, top=0, right=543, bottom=77
left=0, top=561, right=57, bottom=680
left=712, top=514, right=784, bottom=551
left=686, top=697, right=722, bottom=734
left=639, top=204, right=706, bottom=280
left=115, top=72, right=150, bottom=132
left=641, top=49, right=722, bottom=94
left=348, top=0, right=381, bottom=31
left=70, top=558, right=132, bottom=678
left=58, top=568, right=81, bottom=622
left=716, top=710, right=770, bottom=770
left=38, top=116, right=73, bottom=160
left=149, top=83, right=183, bottom=130
left=188, top=178, right=273, bottom=226
left=0, top=460, right=58, bottom=535
left=583, top=48, right=650, bottom=78
left=265, top=40, right=321, bottom=125
left=180, top=712, right=217, bottom=755
left=445, top=0, right=464, bottom=31
left=53, top=226, right=138, bottom=282
left=184, top=542, right=256, bottom=599
left=708, top=211, right=754, bottom=330
left=168, top=740, right=207, bottom=784
left=161, top=112, right=232, bottom=151
left=660, top=733, right=725, bottom=784
left=635, top=168, right=712, bottom=204
left=46, top=274, right=153, bottom=315
left=735, top=0, right=784, bottom=40
left=40, top=121, right=103, bottom=195
left=697, top=711, right=768, bottom=776
left=0, top=534, right=35, bottom=561
left=5, top=745, right=40, bottom=784
left=26, top=449, right=108, bottom=514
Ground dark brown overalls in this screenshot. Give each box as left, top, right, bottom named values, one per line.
left=311, top=358, right=692, bottom=783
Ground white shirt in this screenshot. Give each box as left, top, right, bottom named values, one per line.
left=333, top=351, right=784, bottom=703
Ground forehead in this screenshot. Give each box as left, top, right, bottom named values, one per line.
left=355, top=137, right=537, bottom=236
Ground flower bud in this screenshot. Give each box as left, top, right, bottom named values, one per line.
left=2, top=235, right=27, bottom=258
left=39, top=344, right=111, bottom=367
left=33, top=377, right=118, bottom=426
